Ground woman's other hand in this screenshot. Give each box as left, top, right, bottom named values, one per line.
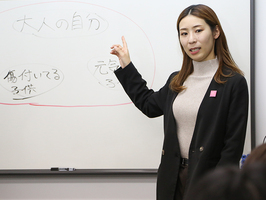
left=110, top=36, right=131, bottom=69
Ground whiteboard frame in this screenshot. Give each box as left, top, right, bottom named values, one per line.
left=250, top=0, right=256, bottom=149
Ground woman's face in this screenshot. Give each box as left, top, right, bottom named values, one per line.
left=179, top=15, right=219, bottom=62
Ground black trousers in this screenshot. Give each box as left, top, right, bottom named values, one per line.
left=174, top=165, right=188, bottom=200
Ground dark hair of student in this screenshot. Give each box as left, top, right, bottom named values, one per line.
left=184, top=164, right=266, bottom=200
left=243, top=143, right=266, bottom=167
left=170, top=4, right=243, bottom=92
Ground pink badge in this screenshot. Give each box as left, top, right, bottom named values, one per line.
left=210, top=90, right=217, bottom=97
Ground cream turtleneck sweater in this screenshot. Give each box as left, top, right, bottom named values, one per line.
left=172, top=58, right=219, bottom=159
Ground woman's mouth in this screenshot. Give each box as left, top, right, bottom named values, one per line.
left=190, top=47, right=201, bottom=55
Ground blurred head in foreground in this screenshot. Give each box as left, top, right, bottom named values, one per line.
left=184, top=164, right=266, bottom=200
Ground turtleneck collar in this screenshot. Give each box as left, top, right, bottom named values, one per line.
left=191, top=57, right=219, bottom=77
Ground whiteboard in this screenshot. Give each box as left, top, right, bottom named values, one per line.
left=0, top=0, right=252, bottom=170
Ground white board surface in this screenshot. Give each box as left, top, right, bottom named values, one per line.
left=0, top=0, right=251, bottom=170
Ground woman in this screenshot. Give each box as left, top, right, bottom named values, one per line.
left=110, top=4, right=248, bottom=200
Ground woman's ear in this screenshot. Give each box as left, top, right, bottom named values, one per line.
left=213, top=25, right=220, bottom=39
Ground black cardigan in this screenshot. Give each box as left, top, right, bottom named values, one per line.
left=115, top=62, right=249, bottom=200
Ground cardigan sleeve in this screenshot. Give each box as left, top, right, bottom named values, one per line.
left=217, top=74, right=249, bottom=166
left=114, top=62, right=176, bottom=118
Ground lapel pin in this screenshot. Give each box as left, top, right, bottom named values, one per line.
left=210, top=90, right=217, bottom=97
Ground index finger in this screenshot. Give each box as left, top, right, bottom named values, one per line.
left=122, top=36, right=127, bottom=49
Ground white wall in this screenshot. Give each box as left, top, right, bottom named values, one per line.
left=0, top=0, right=264, bottom=199
left=0, top=175, right=156, bottom=200
left=255, top=0, right=266, bottom=145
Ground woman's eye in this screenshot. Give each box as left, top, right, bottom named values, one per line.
left=196, top=29, right=203, bottom=33
left=181, top=32, right=187, bottom=36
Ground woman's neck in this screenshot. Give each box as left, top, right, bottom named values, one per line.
left=191, top=57, right=219, bottom=77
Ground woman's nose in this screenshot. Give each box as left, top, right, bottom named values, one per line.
left=188, top=33, right=196, bottom=44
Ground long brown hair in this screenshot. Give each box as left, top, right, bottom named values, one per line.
left=170, top=4, right=243, bottom=92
